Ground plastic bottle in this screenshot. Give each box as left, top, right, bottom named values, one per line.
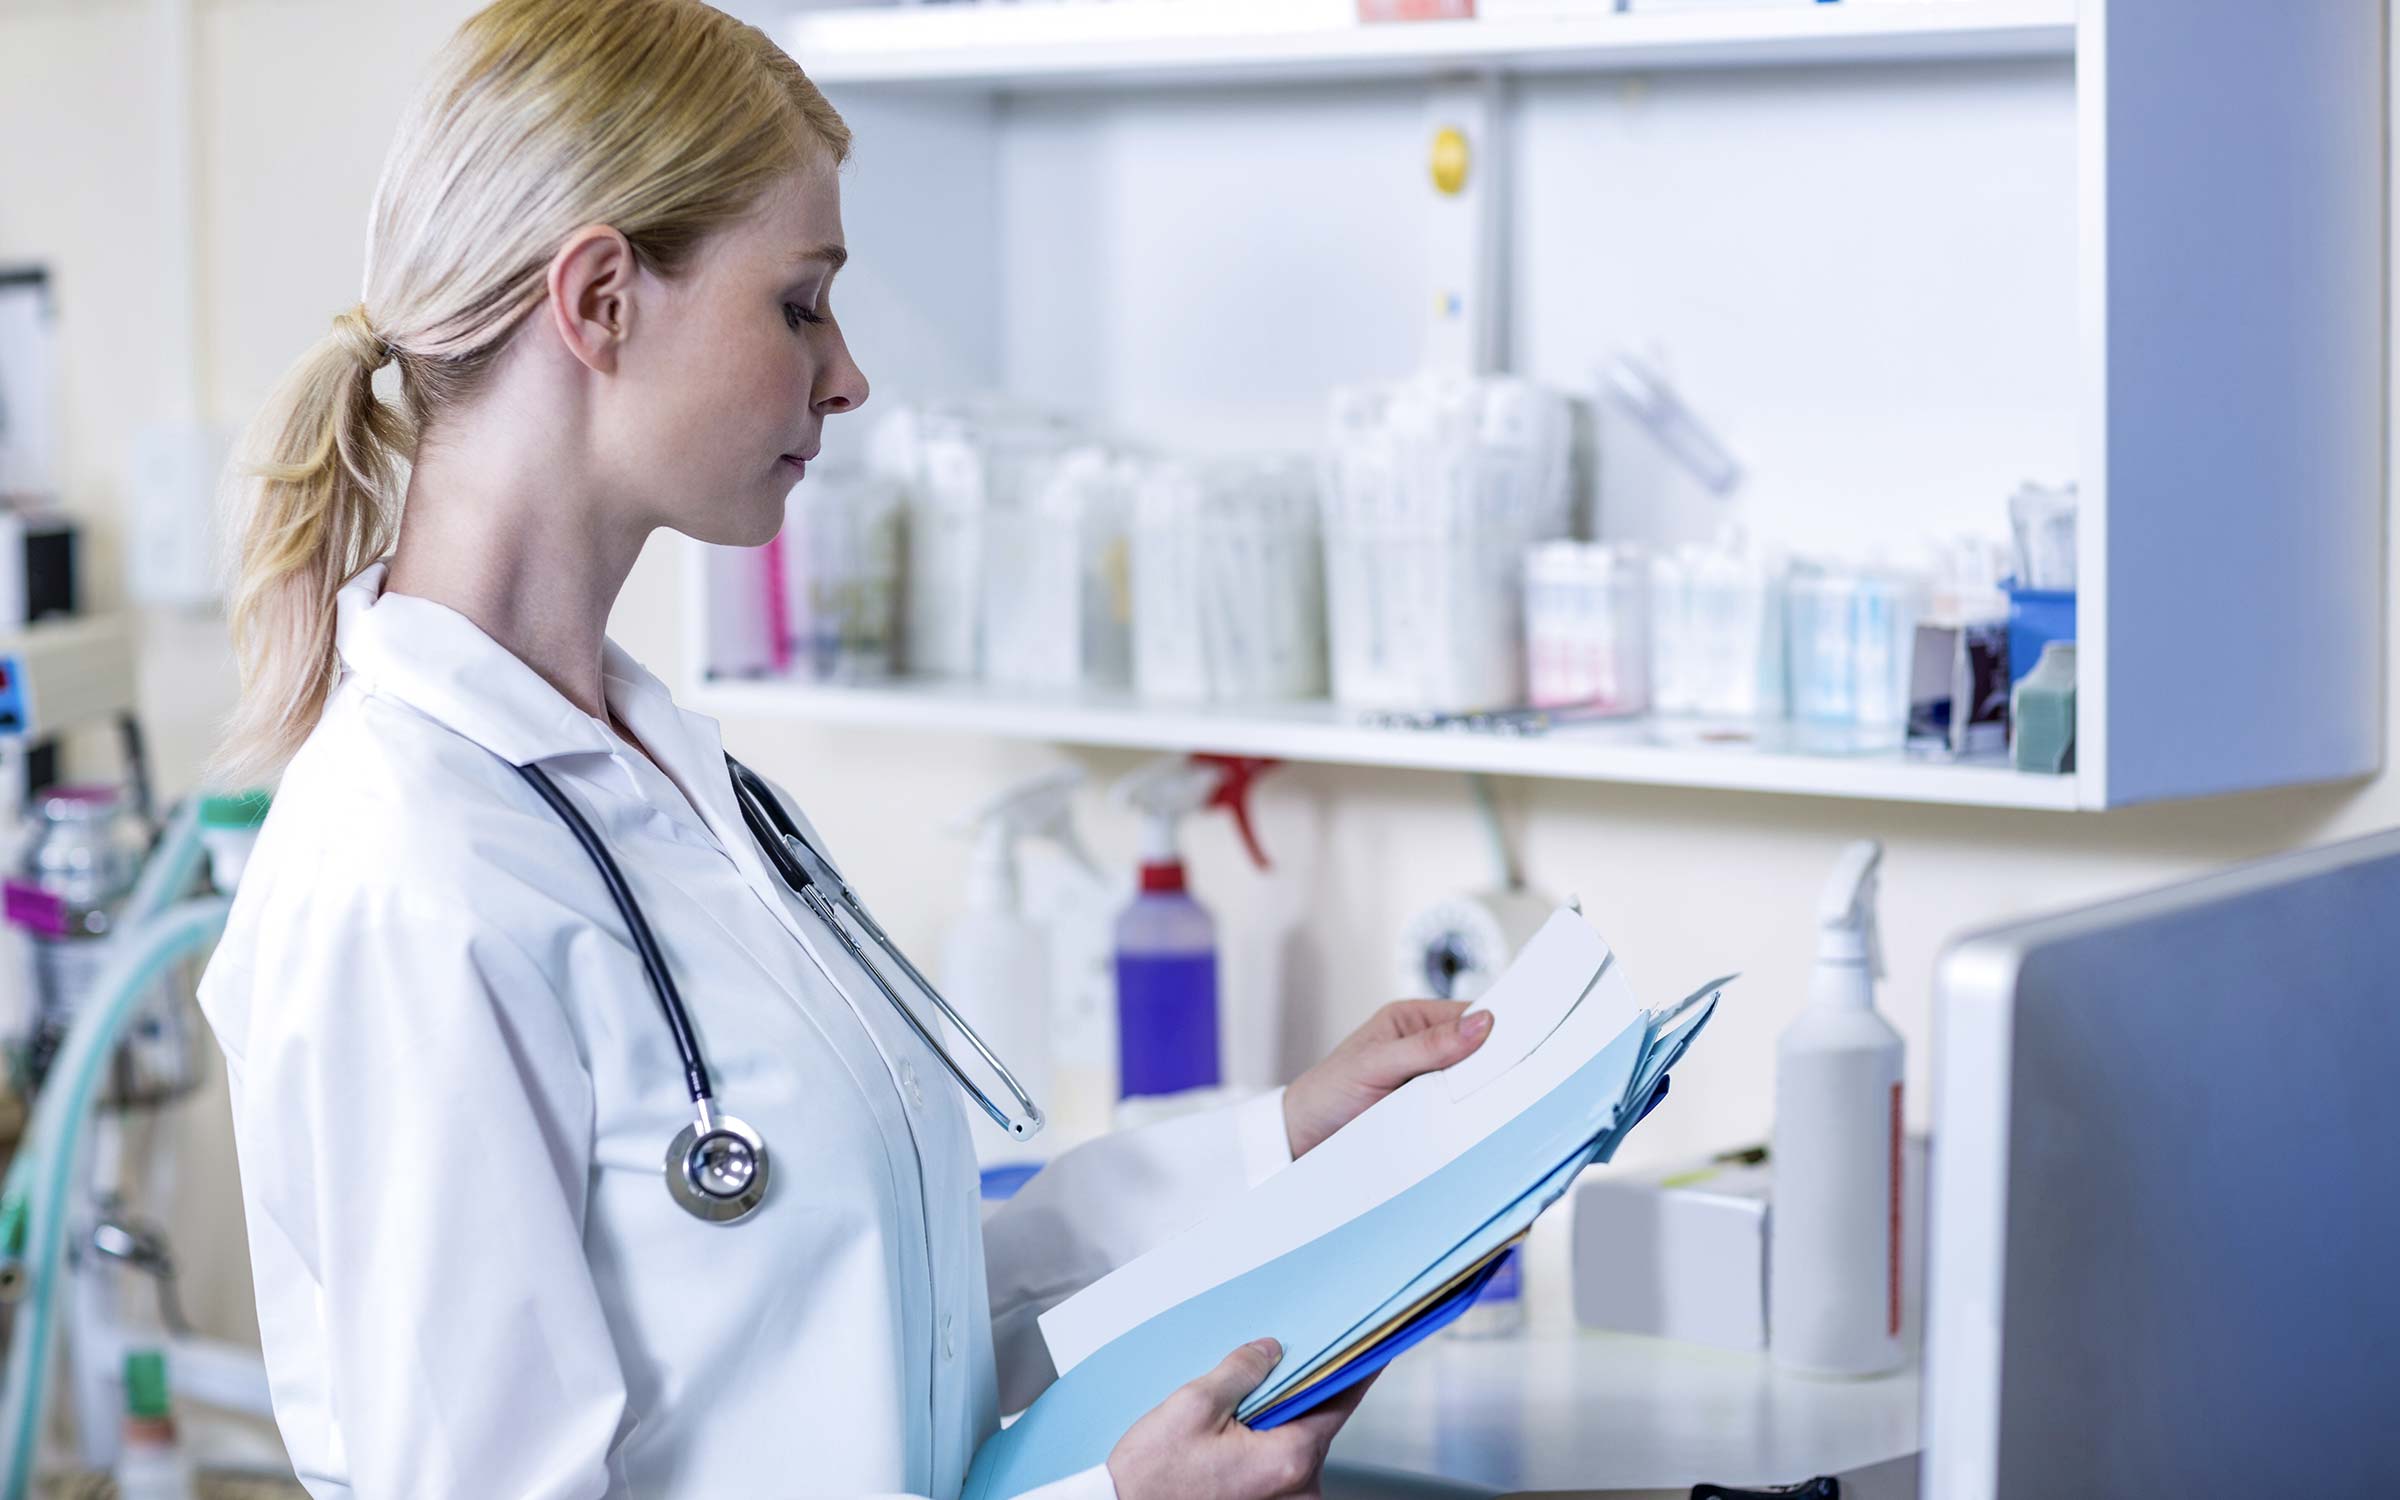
left=1770, top=839, right=1907, bottom=1377
left=1108, top=756, right=1276, bottom=1113
left=114, top=1349, right=197, bottom=1500
left=941, top=768, right=1102, bottom=1202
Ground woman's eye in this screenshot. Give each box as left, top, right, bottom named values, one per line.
left=785, top=302, right=826, bottom=330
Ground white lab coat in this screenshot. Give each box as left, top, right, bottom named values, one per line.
left=196, top=562, right=1293, bottom=1500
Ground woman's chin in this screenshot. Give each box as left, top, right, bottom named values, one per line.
left=674, top=489, right=789, bottom=549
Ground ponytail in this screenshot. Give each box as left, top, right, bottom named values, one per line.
left=208, top=0, right=851, bottom=787
left=210, top=305, right=413, bottom=787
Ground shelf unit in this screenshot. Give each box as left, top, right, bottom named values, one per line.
left=691, top=675, right=2083, bottom=809
left=692, top=1, right=2385, bottom=813
left=783, top=0, right=2078, bottom=89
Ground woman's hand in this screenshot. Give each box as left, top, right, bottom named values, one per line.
left=1107, top=1338, right=1373, bottom=1500
left=1281, top=999, right=1494, bottom=1160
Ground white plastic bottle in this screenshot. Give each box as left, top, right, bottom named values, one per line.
left=941, top=768, right=1100, bottom=1203
left=1770, top=839, right=1906, bottom=1377
left=115, top=1350, right=197, bottom=1500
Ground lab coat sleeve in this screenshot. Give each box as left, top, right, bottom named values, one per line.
left=229, top=880, right=629, bottom=1500
left=982, top=1089, right=1293, bottom=1412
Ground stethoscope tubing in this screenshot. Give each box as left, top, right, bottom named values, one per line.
left=514, top=750, right=1044, bottom=1223
left=515, top=761, right=715, bottom=1108
left=725, top=758, right=1044, bottom=1141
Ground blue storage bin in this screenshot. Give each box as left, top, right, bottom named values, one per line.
left=2004, top=582, right=2076, bottom=685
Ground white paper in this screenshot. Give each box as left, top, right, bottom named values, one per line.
left=1442, top=912, right=1608, bottom=1102
left=1041, top=906, right=1639, bottom=1374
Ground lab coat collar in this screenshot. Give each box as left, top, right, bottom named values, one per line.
left=333, top=560, right=629, bottom=769
left=599, top=637, right=755, bottom=843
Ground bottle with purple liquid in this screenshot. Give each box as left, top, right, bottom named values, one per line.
left=1109, top=754, right=1277, bottom=1103
left=1113, top=857, right=1220, bottom=1098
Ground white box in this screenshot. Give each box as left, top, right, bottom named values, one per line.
left=1571, top=1138, right=1928, bottom=1354
left=1571, top=1151, right=1772, bottom=1351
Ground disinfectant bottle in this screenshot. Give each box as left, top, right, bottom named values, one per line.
left=942, top=767, right=1102, bottom=1202
left=1771, top=839, right=1907, bottom=1377
left=1109, top=756, right=1276, bottom=1117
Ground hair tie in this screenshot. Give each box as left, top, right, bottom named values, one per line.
left=332, top=304, right=392, bottom=370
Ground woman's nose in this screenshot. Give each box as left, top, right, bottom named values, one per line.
left=814, top=336, right=870, bottom=416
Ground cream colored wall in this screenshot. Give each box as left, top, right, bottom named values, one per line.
left=2, top=0, right=2390, bottom=1355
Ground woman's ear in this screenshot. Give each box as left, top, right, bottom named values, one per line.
left=545, top=224, right=635, bottom=374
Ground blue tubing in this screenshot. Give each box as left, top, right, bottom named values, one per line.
left=0, top=896, right=230, bottom=1500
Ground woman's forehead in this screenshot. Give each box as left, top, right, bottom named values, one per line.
left=744, top=163, right=845, bottom=262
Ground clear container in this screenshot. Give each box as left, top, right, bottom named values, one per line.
left=1319, top=375, right=1574, bottom=712
left=4, top=785, right=200, bottom=1105
left=1131, top=456, right=1324, bottom=704
left=866, top=401, right=1080, bottom=680
left=778, top=470, right=903, bottom=682
left=1785, top=568, right=1928, bottom=754
left=982, top=447, right=1138, bottom=693
left=1650, top=538, right=1787, bottom=729
left=1524, top=541, right=1650, bottom=714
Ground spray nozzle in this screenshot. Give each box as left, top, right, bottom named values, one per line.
left=1192, top=754, right=1279, bottom=871
left=953, top=767, right=1103, bottom=908
left=1816, top=838, right=1884, bottom=979
left=1113, top=754, right=1281, bottom=871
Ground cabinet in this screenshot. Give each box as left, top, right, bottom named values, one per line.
left=687, top=0, right=2384, bottom=811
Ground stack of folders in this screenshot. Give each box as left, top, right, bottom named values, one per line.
left=965, top=907, right=1727, bottom=1499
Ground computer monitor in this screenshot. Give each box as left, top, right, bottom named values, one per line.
left=1923, top=828, right=2400, bottom=1497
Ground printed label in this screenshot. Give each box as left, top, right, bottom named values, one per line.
left=1889, top=1081, right=1904, bottom=1338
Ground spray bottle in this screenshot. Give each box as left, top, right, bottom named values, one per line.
left=942, top=768, right=1102, bottom=1201
left=1109, top=755, right=1276, bottom=1112
left=1770, top=839, right=1906, bottom=1377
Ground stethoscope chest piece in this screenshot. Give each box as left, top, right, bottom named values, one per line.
left=666, top=1112, right=770, bottom=1224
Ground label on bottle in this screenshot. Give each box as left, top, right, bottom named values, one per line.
left=1889, top=1081, right=1904, bottom=1338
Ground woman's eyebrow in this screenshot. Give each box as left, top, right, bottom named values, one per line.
left=788, top=243, right=848, bottom=272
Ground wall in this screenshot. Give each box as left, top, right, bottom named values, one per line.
left=1, top=0, right=2389, bottom=1366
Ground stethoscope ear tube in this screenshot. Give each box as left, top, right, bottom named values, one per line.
left=726, top=759, right=1047, bottom=1143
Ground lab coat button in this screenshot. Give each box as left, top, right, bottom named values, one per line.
left=902, top=1061, right=924, bottom=1109
left=942, top=1312, right=957, bottom=1361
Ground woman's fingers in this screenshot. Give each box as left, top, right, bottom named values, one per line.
left=1375, top=1002, right=1493, bottom=1083
left=1190, top=1338, right=1284, bottom=1422
left=1374, top=998, right=1469, bottom=1039
left=1247, top=1376, right=1378, bottom=1497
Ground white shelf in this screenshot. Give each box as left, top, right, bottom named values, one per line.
left=786, top=0, right=2078, bottom=90
left=692, top=676, right=2085, bottom=810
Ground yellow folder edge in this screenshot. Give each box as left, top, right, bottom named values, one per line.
left=1246, top=1229, right=1531, bottom=1417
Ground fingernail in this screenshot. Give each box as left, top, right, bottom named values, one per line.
left=1462, top=1010, right=1493, bottom=1039
left=1248, top=1338, right=1281, bottom=1359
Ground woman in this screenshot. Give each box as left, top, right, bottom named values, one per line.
left=197, top=3, right=1494, bottom=1497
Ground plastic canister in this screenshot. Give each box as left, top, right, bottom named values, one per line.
left=2002, top=581, right=2076, bottom=686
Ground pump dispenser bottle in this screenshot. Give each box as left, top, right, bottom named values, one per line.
left=1770, top=839, right=1906, bottom=1377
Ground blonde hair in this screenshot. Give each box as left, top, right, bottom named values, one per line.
left=212, top=0, right=849, bottom=786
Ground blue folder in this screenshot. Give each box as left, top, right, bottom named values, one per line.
left=965, top=996, right=1718, bottom=1499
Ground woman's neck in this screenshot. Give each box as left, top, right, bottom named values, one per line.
left=384, top=431, right=650, bottom=724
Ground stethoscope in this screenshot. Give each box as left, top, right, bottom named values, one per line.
left=513, top=754, right=1045, bottom=1225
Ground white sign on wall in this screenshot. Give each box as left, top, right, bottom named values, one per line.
left=0, top=268, right=60, bottom=506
